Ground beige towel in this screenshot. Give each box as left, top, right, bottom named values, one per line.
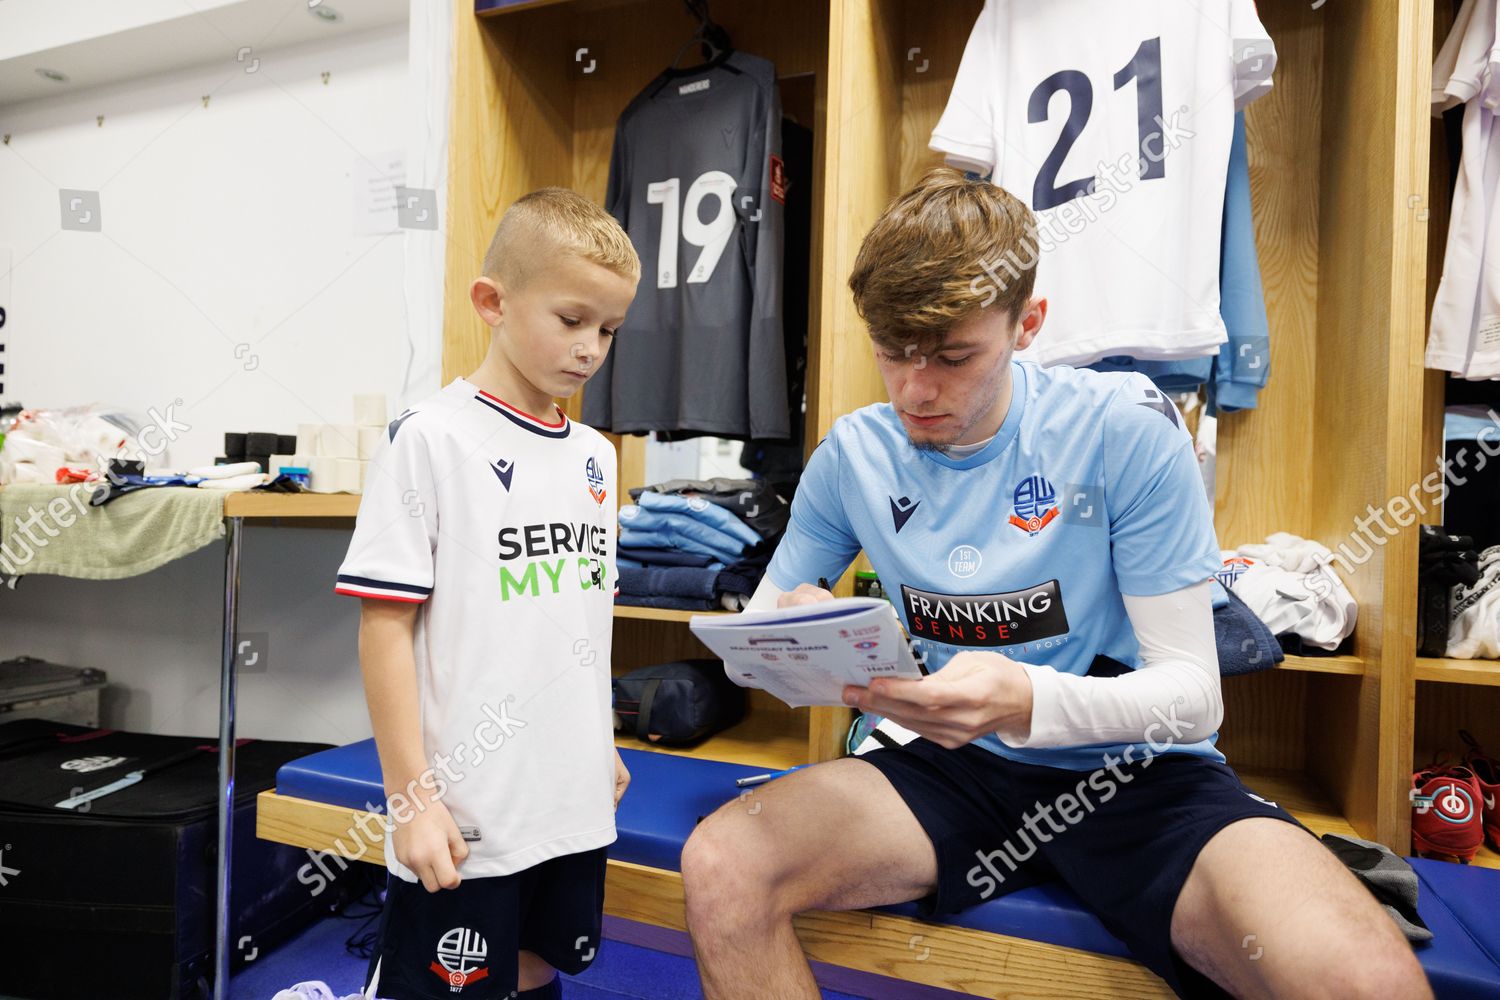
left=0, top=484, right=225, bottom=580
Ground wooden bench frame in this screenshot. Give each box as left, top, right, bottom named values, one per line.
left=257, top=789, right=1174, bottom=998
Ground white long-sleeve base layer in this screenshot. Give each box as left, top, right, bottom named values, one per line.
left=745, top=578, right=1221, bottom=751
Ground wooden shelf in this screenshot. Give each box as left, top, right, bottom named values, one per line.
left=1234, top=767, right=1360, bottom=841
left=223, top=492, right=360, bottom=519
left=614, top=713, right=807, bottom=770
left=614, top=605, right=732, bottom=623
left=1415, top=657, right=1500, bottom=687
left=1276, top=654, right=1365, bottom=677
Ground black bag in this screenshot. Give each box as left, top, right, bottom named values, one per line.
left=0, top=718, right=369, bottom=999
left=613, top=660, right=746, bottom=745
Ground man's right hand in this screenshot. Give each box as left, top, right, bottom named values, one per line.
left=391, top=793, right=469, bottom=892
left=777, top=581, right=835, bottom=608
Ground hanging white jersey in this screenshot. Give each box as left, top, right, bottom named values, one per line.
left=335, top=377, right=619, bottom=880
left=930, top=0, right=1275, bottom=367
left=1428, top=0, right=1500, bottom=380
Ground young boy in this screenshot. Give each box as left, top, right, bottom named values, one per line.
left=335, top=187, right=640, bottom=999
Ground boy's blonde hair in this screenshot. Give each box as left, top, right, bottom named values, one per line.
left=848, top=167, right=1038, bottom=358
left=482, top=187, right=640, bottom=291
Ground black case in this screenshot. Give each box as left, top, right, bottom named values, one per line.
left=0, top=719, right=354, bottom=999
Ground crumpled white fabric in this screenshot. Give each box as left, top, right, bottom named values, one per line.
left=270, top=981, right=375, bottom=1000
left=1218, top=532, right=1357, bottom=650
left=1448, top=545, right=1500, bottom=658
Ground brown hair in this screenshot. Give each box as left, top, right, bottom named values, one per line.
left=848, top=167, right=1038, bottom=356
left=482, top=187, right=640, bottom=290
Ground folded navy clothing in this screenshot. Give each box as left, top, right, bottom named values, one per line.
left=618, top=562, right=767, bottom=604
left=617, top=546, right=720, bottom=569
left=631, top=477, right=790, bottom=540
left=619, top=566, right=721, bottom=601
left=616, top=593, right=719, bottom=611
left=1216, top=583, right=1284, bottom=675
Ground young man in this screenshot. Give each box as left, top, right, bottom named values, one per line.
left=336, top=188, right=639, bottom=1000
left=680, top=169, right=1431, bottom=999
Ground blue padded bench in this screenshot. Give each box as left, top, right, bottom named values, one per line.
left=272, top=740, right=1500, bottom=998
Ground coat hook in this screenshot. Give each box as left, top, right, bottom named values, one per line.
left=202, top=95, right=211, bottom=108
left=96, top=115, right=104, bottom=127
left=2, top=135, right=10, bottom=145
left=321, top=71, right=330, bottom=85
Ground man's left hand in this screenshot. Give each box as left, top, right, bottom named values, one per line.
left=842, top=652, right=1033, bottom=749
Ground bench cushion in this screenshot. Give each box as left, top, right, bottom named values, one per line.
left=273, top=740, right=1500, bottom=996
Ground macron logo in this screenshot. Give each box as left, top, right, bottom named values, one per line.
left=387, top=409, right=417, bottom=442
left=1136, top=388, right=1180, bottom=429
left=491, top=459, right=515, bottom=492
left=890, top=495, right=920, bottom=534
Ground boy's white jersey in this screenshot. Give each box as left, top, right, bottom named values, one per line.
left=336, top=377, right=618, bottom=880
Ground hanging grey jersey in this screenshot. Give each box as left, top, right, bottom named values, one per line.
left=583, top=50, right=790, bottom=441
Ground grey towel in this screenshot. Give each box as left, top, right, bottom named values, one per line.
left=1320, top=833, right=1433, bottom=943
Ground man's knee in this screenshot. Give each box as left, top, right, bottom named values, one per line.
left=682, top=811, right=776, bottom=913
left=1314, top=946, right=1430, bottom=1000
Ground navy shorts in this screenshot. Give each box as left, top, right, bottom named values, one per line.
left=363, top=847, right=607, bottom=999
left=856, top=738, right=1312, bottom=998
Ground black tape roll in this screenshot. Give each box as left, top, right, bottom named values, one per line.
left=246, top=431, right=278, bottom=455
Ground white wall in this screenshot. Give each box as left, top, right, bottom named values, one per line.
left=0, top=22, right=422, bottom=746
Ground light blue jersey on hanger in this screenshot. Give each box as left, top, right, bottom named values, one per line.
left=766, top=360, right=1224, bottom=771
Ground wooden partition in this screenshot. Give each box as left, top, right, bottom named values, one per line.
left=439, top=0, right=1490, bottom=868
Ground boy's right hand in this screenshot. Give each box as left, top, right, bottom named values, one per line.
left=391, top=794, right=469, bottom=892
left=777, top=582, right=835, bottom=608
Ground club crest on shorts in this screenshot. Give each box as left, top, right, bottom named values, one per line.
left=585, top=456, right=607, bottom=506
left=1008, top=475, right=1058, bottom=535
left=430, top=926, right=489, bottom=992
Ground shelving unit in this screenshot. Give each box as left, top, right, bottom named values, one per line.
left=613, top=605, right=728, bottom=624
left=1278, top=654, right=1366, bottom=677
left=436, top=0, right=1477, bottom=870
left=1415, top=657, right=1500, bottom=688
left=1409, top=0, right=1500, bottom=874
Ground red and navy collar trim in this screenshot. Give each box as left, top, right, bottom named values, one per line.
left=472, top=388, right=571, bottom=439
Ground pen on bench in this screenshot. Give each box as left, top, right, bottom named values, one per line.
left=735, top=764, right=809, bottom=788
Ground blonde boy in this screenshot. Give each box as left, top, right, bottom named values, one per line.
left=336, top=188, right=639, bottom=999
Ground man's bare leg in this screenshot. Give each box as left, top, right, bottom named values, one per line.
left=680, top=758, right=937, bottom=1000
left=1171, top=818, right=1433, bottom=999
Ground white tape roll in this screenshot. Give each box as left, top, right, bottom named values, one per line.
left=296, top=424, right=323, bottom=457
left=321, top=425, right=360, bottom=459
left=353, top=393, right=388, bottom=427
left=358, top=426, right=383, bottom=460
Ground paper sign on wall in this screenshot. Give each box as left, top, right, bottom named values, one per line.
left=351, top=151, right=405, bottom=236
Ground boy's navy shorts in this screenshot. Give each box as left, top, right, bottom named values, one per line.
left=855, top=738, right=1312, bottom=999
left=363, top=846, right=607, bottom=999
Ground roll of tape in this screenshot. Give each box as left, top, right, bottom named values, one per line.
left=322, top=425, right=360, bottom=459
left=296, top=424, right=323, bottom=457
left=353, top=393, right=387, bottom=427
left=358, top=426, right=383, bottom=460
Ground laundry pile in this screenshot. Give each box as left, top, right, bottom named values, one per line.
left=617, top=478, right=788, bottom=612
left=1417, top=525, right=1483, bottom=657
left=1215, top=532, right=1357, bottom=654
left=1445, top=545, right=1500, bottom=660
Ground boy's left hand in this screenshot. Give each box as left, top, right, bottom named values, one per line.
left=613, top=749, right=630, bottom=808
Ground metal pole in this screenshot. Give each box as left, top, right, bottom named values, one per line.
left=214, top=516, right=244, bottom=1000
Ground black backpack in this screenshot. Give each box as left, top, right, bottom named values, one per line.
left=612, top=659, right=747, bottom=746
